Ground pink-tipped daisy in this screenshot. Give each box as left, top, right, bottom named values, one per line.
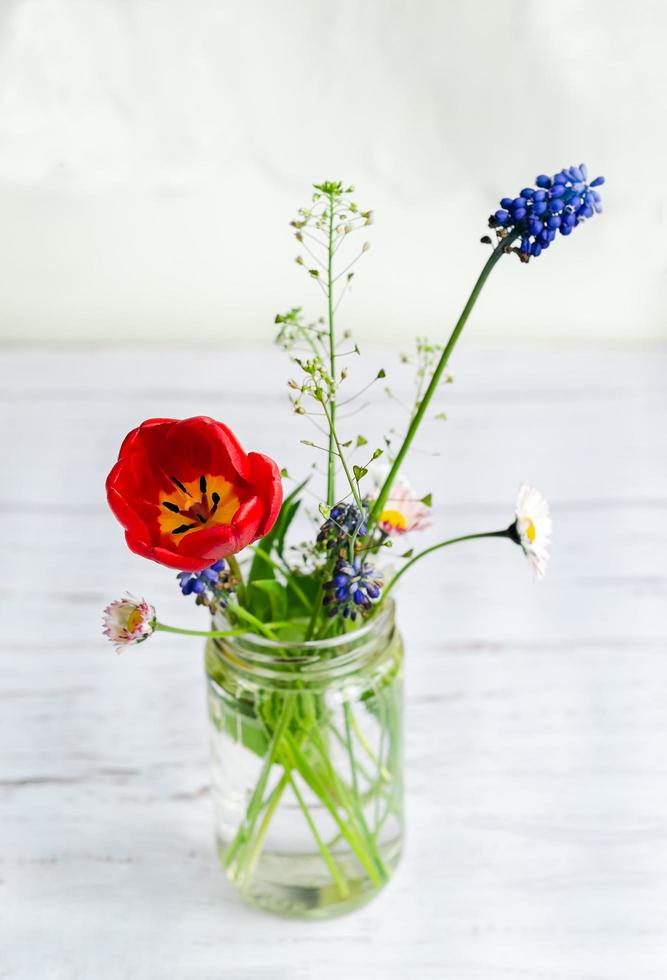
left=103, top=596, right=155, bottom=653
left=369, top=470, right=432, bottom=536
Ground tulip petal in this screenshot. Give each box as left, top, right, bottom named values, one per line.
left=125, top=533, right=213, bottom=571
left=106, top=485, right=151, bottom=541
left=117, top=418, right=175, bottom=460
left=162, top=417, right=252, bottom=484
left=248, top=452, right=284, bottom=536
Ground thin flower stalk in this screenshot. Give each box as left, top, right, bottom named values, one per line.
left=369, top=231, right=519, bottom=528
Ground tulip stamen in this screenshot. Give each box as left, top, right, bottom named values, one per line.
left=171, top=476, right=191, bottom=496
left=158, top=474, right=240, bottom=539
left=172, top=523, right=200, bottom=534
left=165, top=485, right=224, bottom=534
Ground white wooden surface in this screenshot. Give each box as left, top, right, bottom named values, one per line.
left=2, top=344, right=667, bottom=979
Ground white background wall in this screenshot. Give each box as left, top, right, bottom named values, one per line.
left=0, top=0, right=664, bottom=346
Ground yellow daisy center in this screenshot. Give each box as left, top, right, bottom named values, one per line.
left=158, top=474, right=240, bottom=537
left=126, top=607, right=144, bottom=632
left=380, top=508, right=407, bottom=531
left=524, top=518, right=536, bottom=542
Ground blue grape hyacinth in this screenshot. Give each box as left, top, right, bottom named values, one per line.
left=317, top=502, right=368, bottom=550
left=323, top=556, right=383, bottom=621
left=177, top=560, right=228, bottom=599
left=490, top=164, right=604, bottom=260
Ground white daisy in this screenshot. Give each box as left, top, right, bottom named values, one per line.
left=368, top=469, right=432, bottom=536
left=514, top=484, right=552, bottom=579
left=103, top=596, right=155, bottom=653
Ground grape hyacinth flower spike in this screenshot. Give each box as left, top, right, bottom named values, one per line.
left=490, top=164, right=604, bottom=261
left=176, top=559, right=236, bottom=614
left=323, top=557, right=383, bottom=621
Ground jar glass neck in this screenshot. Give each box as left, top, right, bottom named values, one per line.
left=209, top=600, right=396, bottom=683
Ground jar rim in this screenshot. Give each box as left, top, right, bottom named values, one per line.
left=211, top=600, right=395, bottom=678
left=219, top=598, right=394, bottom=654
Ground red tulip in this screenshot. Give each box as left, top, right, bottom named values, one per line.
left=106, top=416, right=283, bottom=571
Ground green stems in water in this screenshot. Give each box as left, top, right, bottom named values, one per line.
left=287, top=772, right=351, bottom=898
left=223, top=696, right=294, bottom=872
left=218, top=689, right=400, bottom=896
left=369, top=231, right=519, bottom=528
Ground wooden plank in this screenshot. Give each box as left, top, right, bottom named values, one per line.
left=1, top=347, right=667, bottom=979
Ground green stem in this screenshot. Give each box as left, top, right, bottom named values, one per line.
left=305, top=585, right=325, bottom=641
left=305, top=716, right=389, bottom=881
left=240, top=769, right=291, bottom=886
left=283, top=733, right=383, bottom=886
left=343, top=703, right=389, bottom=881
left=326, top=190, right=337, bottom=506
left=382, top=528, right=511, bottom=600
left=155, top=622, right=248, bottom=639
left=349, top=709, right=391, bottom=782
left=319, top=396, right=364, bottom=511
left=225, top=601, right=278, bottom=640
left=327, top=724, right=377, bottom=787
left=287, top=773, right=351, bottom=898
left=369, top=232, right=519, bottom=527
left=223, top=697, right=293, bottom=871
left=251, top=546, right=311, bottom=611
left=227, top=554, right=246, bottom=606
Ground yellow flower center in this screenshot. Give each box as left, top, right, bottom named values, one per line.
left=158, top=474, right=240, bottom=537
left=126, top=607, right=144, bottom=632
left=524, top=518, right=536, bottom=543
left=380, top=508, right=407, bottom=531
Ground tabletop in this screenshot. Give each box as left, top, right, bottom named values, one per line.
left=2, top=343, right=666, bottom=980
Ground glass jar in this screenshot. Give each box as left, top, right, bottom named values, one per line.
left=205, top=601, right=404, bottom=919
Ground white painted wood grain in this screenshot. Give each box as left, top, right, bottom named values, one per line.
left=1, top=345, right=666, bottom=979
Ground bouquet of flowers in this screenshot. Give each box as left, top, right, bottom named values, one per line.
left=103, top=166, right=604, bottom=917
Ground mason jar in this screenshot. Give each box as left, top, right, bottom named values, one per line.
left=205, top=600, right=404, bottom=919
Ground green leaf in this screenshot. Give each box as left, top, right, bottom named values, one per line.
left=250, top=580, right=288, bottom=623
left=214, top=699, right=270, bottom=759
left=353, top=465, right=368, bottom=482
left=377, top=368, right=386, bottom=379
left=420, top=493, right=433, bottom=507
left=285, top=574, right=322, bottom=618
left=356, top=435, right=368, bottom=448
left=275, top=498, right=301, bottom=559
left=371, top=448, right=383, bottom=460
left=247, top=477, right=309, bottom=586
left=401, top=549, right=414, bottom=559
